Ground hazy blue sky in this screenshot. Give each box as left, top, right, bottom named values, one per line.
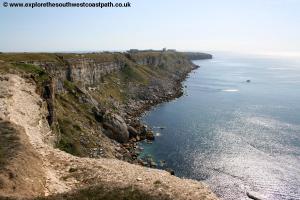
left=1, top=0, right=300, bottom=54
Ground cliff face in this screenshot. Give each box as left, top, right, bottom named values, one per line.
left=13, top=51, right=209, bottom=93
left=66, top=59, right=124, bottom=85
left=0, top=51, right=212, bottom=159
left=128, top=52, right=163, bottom=66
left=18, top=55, right=126, bottom=92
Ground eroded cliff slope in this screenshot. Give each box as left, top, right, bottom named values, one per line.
left=0, top=50, right=217, bottom=200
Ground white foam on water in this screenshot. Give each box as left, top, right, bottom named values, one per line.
left=222, top=89, right=239, bottom=92
left=268, top=67, right=287, bottom=70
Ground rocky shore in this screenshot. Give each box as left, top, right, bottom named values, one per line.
left=119, top=64, right=201, bottom=168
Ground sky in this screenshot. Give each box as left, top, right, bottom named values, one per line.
left=1, top=0, right=300, bottom=54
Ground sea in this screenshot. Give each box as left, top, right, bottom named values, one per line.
left=139, top=52, right=300, bottom=200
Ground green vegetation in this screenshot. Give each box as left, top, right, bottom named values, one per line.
left=51, top=51, right=190, bottom=157
left=54, top=89, right=101, bottom=157
left=63, top=80, right=77, bottom=92
left=13, top=63, right=49, bottom=84
left=56, top=117, right=83, bottom=155
left=0, top=53, right=57, bottom=62
left=0, top=61, right=50, bottom=93
left=121, top=64, right=150, bottom=84
left=56, top=52, right=126, bottom=63
left=54, top=93, right=89, bottom=156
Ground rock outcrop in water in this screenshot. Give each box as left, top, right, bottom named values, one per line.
left=0, top=50, right=216, bottom=200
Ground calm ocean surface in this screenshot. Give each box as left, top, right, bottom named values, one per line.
left=140, top=53, right=300, bottom=200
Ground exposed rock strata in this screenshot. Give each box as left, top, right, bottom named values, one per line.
left=0, top=51, right=213, bottom=163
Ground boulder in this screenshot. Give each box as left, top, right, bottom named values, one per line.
left=103, top=113, right=129, bottom=143
left=146, top=131, right=155, bottom=140
left=127, top=125, right=138, bottom=138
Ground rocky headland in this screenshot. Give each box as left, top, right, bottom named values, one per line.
left=0, top=50, right=217, bottom=199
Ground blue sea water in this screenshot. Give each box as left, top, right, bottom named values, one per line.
left=139, top=53, right=300, bottom=200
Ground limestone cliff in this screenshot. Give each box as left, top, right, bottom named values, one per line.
left=0, top=50, right=216, bottom=200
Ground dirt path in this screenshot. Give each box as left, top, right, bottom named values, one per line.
left=0, top=74, right=218, bottom=200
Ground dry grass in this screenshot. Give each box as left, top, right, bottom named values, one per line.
left=0, top=119, right=20, bottom=170
left=0, top=119, right=45, bottom=198
left=34, top=184, right=172, bottom=200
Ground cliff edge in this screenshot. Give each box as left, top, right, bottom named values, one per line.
left=0, top=51, right=217, bottom=200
